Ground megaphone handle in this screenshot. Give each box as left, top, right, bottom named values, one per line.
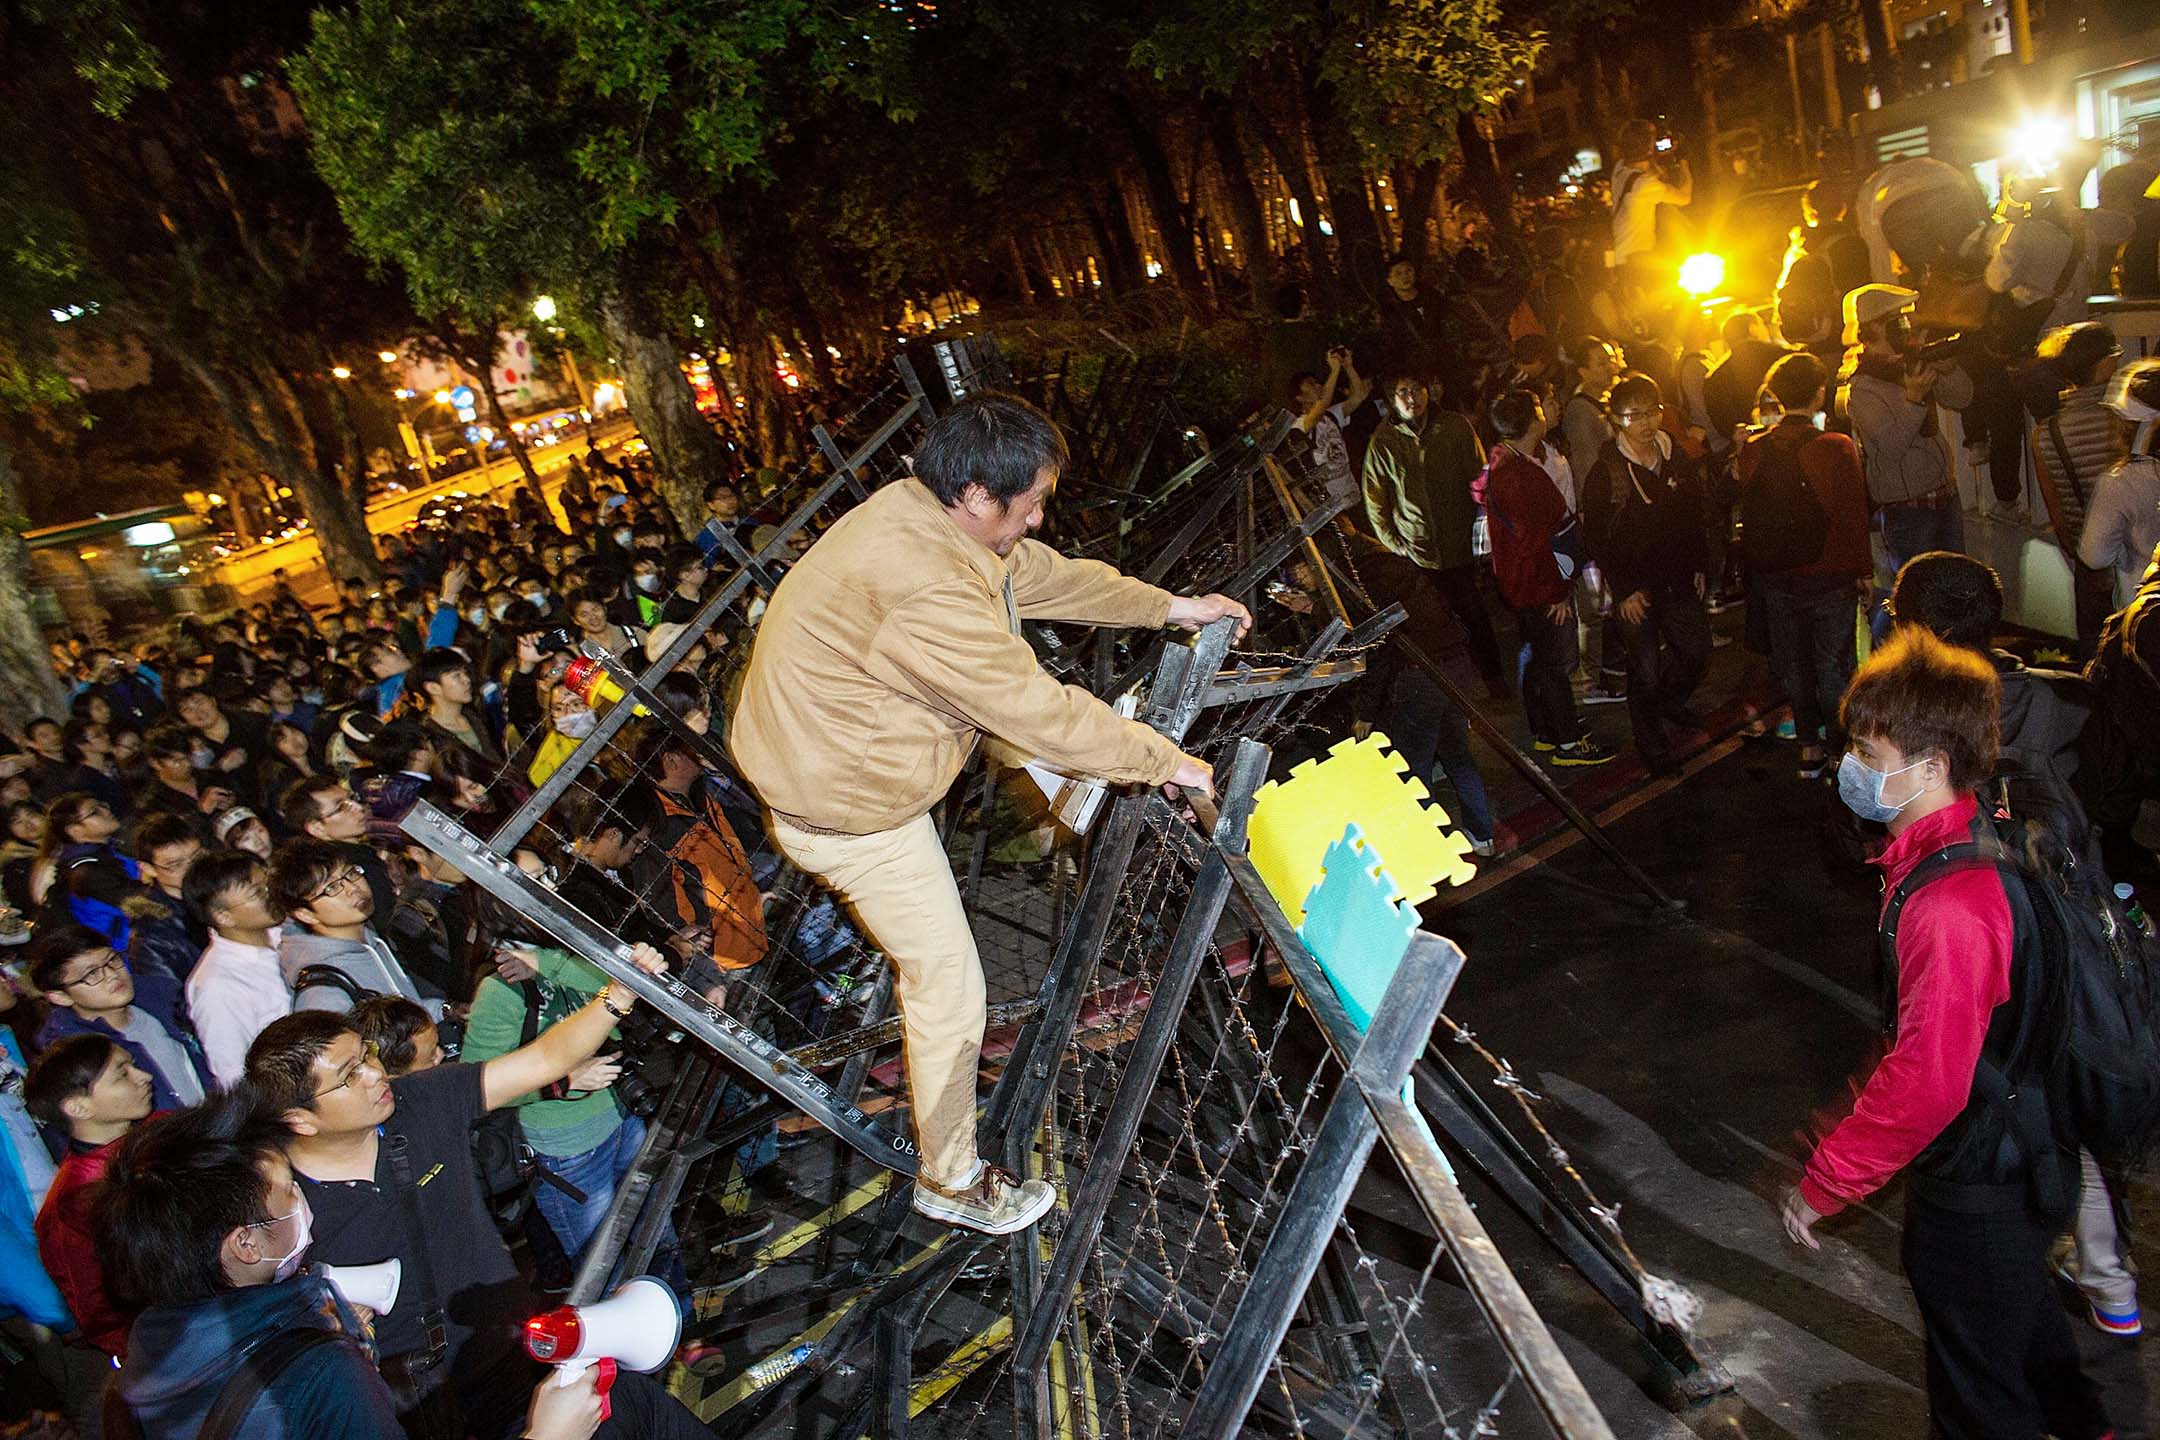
left=594, top=1358, right=617, bottom=1423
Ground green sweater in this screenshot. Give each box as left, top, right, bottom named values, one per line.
left=1361, top=411, right=1485, bottom=572
left=460, top=947, right=623, bottom=1157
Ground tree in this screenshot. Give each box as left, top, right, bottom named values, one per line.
left=0, top=3, right=405, bottom=583
left=294, top=0, right=739, bottom=536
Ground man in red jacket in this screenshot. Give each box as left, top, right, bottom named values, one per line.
left=1784, top=628, right=2106, bottom=1440
left=1483, top=389, right=1614, bottom=768
left=1738, top=352, right=1872, bottom=778
left=27, top=1032, right=155, bottom=1363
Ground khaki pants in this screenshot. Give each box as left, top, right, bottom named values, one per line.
left=770, top=812, right=984, bottom=1188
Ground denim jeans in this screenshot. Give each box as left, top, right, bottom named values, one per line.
left=1614, top=591, right=1712, bottom=763
left=1514, top=603, right=1583, bottom=746
left=1757, top=571, right=1858, bottom=746
left=1384, top=661, right=1495, bottom=842
left=530, top=1111, right=685, bottom=1293
left=1872, top=502, right=1966, bottom=642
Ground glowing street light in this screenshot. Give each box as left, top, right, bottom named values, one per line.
left=1678, top=252, right=1727, bottom=298
left=532, top=294, right=558, bottom=322
left=378, top=349, right=400, bottom=364
left=2007, top=114, right=2073, bottom=176
left=330, top=365, right=352, bottom=380
left=432, top=389, right=453, bottom=405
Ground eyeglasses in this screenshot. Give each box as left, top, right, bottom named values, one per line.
left=307, top=868, right=365, bottom=904
left=60, top=951, right=126, bottom=990
left=323, top=795, right=365, bottom=818
left=1613, top=408, right=1664, bottom=423
left=313, top=1040, right=383, bottom=1099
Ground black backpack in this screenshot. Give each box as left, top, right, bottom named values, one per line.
left=1738, top=432, right=1830, bottom=574
left=1880, top=809, right=2160, bottom=1174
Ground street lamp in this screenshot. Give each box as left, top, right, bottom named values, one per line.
left=532, top=294, right=557, bottom=322
left=330, top=365, right=352, bottom=380
left=378, top=350, right=400, bottom=364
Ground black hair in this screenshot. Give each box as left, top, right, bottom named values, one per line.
left=26, top=1033, right=121, bottom=1128
left=183, top=848, right=268, bottom=930
left=350, top=995, right=434, bottom=1077
left=368, top=717, right=431, bottom=772
left=59, top=717, right=105, bottom=766
left=414, top=648, right=471, bottom=697
left=1721, top=310, right=1765, bottom=350
left=135, top=811, right=201, bottom=863
left=703, top=477, right=739, bottom=505
left=1488, top=389, right=1545, bottom=442
left=45, top=789, right=104, bottom=840
left=266, top=836, right=350, bottom=920
left=24, top=716, right=60, bottom=742
left=244, top=1010, right=358, bottom=1118
left=1511, top=333, right=1558, bottom=368
left=912, top=393, right=1070, bottom=510
left=1273, top=282, right=1305, bottom=316
left=1890, top=551, right=2004, bottom=651
left=94, top=1090, right=291, bottom=1307
left=143, top=721, right=195, bottom=762
left=29, top=922, right=116, bottom=993
left=1606, top=372, right=1663, bottom=416
left=2038, top=321, right=2120, bottom=389
left=278, top=773, right=348, bottom=836
left=1764, top=352, right=1830, bottom=410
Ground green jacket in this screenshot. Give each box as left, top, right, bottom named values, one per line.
left=460, top=947, right=622, bottom=1157
left=1361, top=411, right=1485, bottom=572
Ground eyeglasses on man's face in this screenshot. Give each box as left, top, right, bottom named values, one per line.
left=307, top=868, right=365, bottom=905
left=313, top=1040, right=384, bottom=1100
left=60, top=950, right=126, bottom=990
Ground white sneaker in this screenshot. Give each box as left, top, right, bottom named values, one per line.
left=913, top=1162, right=1056, bottom=1235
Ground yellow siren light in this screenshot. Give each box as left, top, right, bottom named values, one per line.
left=1678, top=253, right=1726, bottom=297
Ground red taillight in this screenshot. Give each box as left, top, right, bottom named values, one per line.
left=523, top=1306, right=584, bottom=1363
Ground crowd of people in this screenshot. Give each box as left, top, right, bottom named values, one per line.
left=1268, top=117, right=2160, bottom=1439
left=0, top=106, right=2157, bottom=1440
left=0, top=440, right=828, bottom=1439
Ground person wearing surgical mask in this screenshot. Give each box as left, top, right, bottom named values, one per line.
left=1786, top=629, right=2106, bottom=1440
left=2078, top=357, right=2160, bottom=608
left=92, top=1092, right=428, bottom=1439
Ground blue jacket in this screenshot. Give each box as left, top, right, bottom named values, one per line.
left=0, top=1031, right=68, bottom=1330
left=36, top=969, right=209, bottom=1113
left=369, top=604, right=461, bottom=717
left=127, top=887, right=204, bottom=993
left=117, top=1275, right=404, bottom=1439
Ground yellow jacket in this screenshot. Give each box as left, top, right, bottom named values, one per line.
left=729, top=478, right=1183, bottom=834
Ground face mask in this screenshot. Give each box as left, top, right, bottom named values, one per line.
left=303, top=688, right=324, bottom=706
left=491, top=601, right=513, bottom=621
left=555, top=707, right=598, bottom=739
left=1836, top=753, right=1929, bottom=823
left=190, top=746, right=216, bottom=770
left=521, top=591, right=547, bottom=608
left=613, top=529, right=633, bottom=547
left=465, top=607, right=486, bottom=625
left=635, top=573, right=660, bottom=594
left=268, top=1191, right=313, bottom=1282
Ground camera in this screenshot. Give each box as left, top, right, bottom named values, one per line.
left=531, top=626, right=578, bottom=658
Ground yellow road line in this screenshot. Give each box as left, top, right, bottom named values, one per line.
left=692, top=1236, right=948, bottom=1420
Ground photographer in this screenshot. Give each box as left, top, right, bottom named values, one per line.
left=246, top=950, right=709, bottom=1440
left=1608, top=120, right=1692, bottom=298
left=1836, top=285, right=1974, bottom=641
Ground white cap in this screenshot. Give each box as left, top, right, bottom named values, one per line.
left=1842, top=283, right=1918, bottom=346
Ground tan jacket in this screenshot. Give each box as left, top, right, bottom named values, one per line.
left=729, top=478, right=1183, bottom=834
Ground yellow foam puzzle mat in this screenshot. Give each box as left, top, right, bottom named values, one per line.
left=1248, top=731, right=1478, bottom=927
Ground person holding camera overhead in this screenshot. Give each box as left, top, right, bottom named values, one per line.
left=1836, top=284, right=1977, bottom=641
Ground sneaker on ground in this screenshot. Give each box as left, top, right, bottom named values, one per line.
left=1705, top=593, right=1744, bottom=615
left=1580, top=684, right=1628, bottom=707
left=1532, top=739, right=1557, bottom=753
left=1468, top=836, right=1496, bottom=858
left=1551, top=738, right=1616, bottom=767
left=913, top=1163, right=1056, bottom=1235
left=2091, top=1300, right=2142, bottom=1337
left=1774, top=718, right=1798, bottom=741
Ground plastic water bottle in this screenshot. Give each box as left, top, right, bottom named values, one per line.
left=745, top=1344, right=813, bottom=1390
left=2115, top=883, right=2153, bottom=939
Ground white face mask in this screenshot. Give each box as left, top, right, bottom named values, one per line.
left=555, top=707, right=598, bottom=739
left=190, top=746, right=217, bottom=770
left=634, top=573, right=661, bottom=594
left=260, top=1191, right=313, bottom=1282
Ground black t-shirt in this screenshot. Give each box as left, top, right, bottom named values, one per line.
left=296, top=1062, right=533, bottom=1395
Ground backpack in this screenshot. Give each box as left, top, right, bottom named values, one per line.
left=2087, top=575, right=2160, bottom=748
left=1738, top=432, right=1830, bottom=574
left=1879, top=809, right=2160, bottom=1173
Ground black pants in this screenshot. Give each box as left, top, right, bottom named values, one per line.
left=1756, top=571, right=1857, bottom=748
left=1433, top=563, right=1505, bottom=689
left=1613, top=590, right=1711, bottom=764
left=1513, top=602, right=1584, bottom=746
left=1901, top=1190, right=2107, bottom=1440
